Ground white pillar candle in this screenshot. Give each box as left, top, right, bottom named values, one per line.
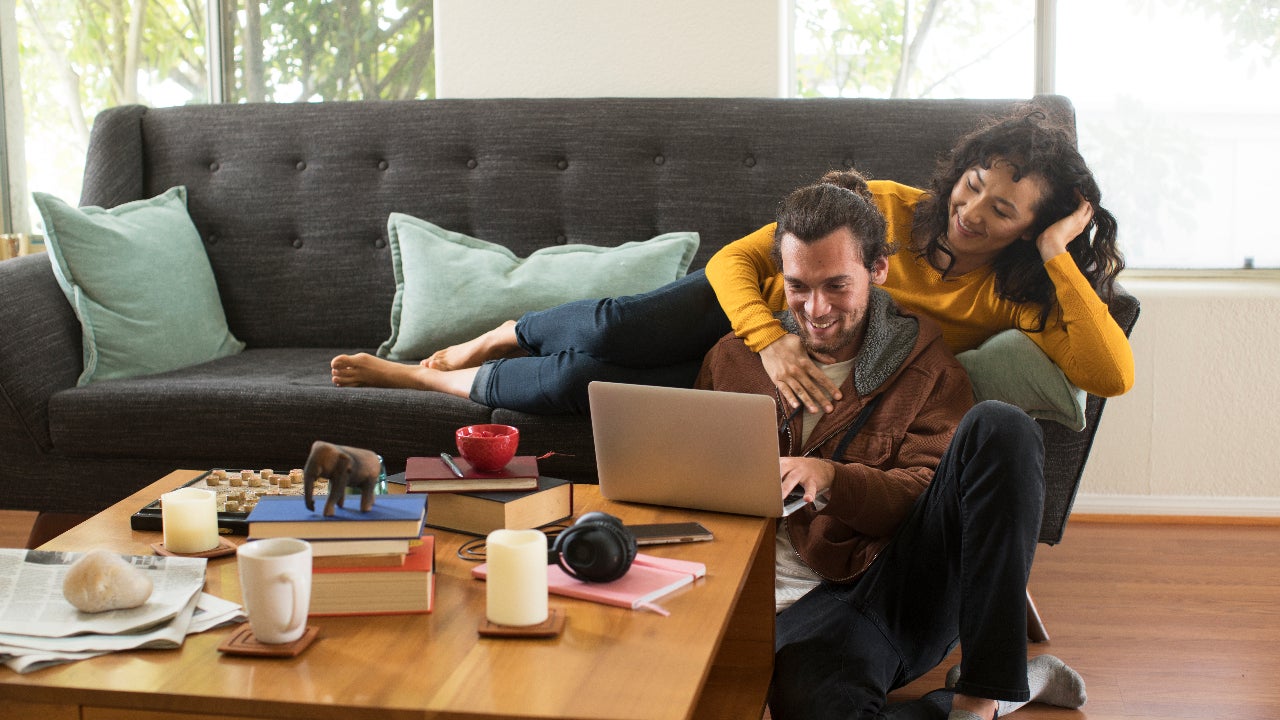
left=161, top=487, right=219, bottom=553
left=486, top=529, right=548, bottom=626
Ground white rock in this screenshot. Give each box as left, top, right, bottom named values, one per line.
left=62, top=549, right=154, bottom=613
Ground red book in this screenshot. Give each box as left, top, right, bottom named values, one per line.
left=404, top=455, right=540, bottom=493
left=472, top=553, right=705, bottom=614
left=310, top=536, right=435, bottom=616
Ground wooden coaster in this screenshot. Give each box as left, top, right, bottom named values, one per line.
left=217, top=623, right=320, bottom=657
left=478, top=608, right=566, bottom=638
left=151, top=536, right=237, bottom=558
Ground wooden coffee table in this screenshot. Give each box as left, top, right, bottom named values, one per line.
left=0, top=470, right=774, bottom=720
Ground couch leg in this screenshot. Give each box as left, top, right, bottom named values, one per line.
left=1026, top=588, right=1050, bottom=643
left=26, top=512, right=92, bottom=548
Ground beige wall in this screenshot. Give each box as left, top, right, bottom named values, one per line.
left=436, top=0, right=785, bottom=98
left=435, top=2, right=1280, bottom=516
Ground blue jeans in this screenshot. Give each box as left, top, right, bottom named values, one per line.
left=469, top=270, right=732, bottom=414
left=770, top=401, right=1046, bottom=720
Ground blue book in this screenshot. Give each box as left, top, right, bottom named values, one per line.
left=246, top=494, right=427, bottom=540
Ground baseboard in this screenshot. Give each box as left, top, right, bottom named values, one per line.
left=1072, top=493, right=1280, bottom=521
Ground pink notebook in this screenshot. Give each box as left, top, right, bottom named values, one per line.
left=472, top=553, right=706, bottom=614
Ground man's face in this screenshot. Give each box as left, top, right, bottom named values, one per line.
left=780, top=228, right=888, bottom=364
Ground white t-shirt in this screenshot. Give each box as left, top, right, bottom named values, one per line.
left=775, top=357, right=855, bottom=613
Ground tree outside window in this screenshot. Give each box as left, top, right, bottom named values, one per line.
left=9, top=0, right=434, bottom=235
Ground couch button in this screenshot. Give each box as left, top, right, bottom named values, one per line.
left=296, top=161, right=307, bottom=171
left=466, top=158, right=478, bottom=169
left=207, top=234, right=218, bottom=245
left=653, top=155, right=665, bottom=165
left=555, top=234, right=567, bottom=244
left=378, top=160, right=389, bottom=171
left=556, top=159, right=569, bottom=171
left=844, top=157, right=855, bottom=168
left=375, top=237, right=387, bottom=249
left=209, top=162, right=220, bottom=172
left=292, top=238, right=304, bottom=249
left=744, top=155, right=756, bottom=168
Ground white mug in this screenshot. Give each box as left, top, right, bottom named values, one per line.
left=237, top=538, right=312, bottom=644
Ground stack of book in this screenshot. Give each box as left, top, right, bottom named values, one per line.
left=244, top=494, right=435, bottom=615
left=397, top=455, right=573, bottom=537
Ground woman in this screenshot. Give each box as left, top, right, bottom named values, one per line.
left=709, top=107, right=1132, bottom=414
left=332, top=107, right=1133, bottom=415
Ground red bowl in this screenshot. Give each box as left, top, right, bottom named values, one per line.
left=455, top=424, right=519, bottom=473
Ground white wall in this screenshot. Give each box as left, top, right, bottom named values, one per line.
left=436, top=0, right=784, bottom=98
left=435, top=2, right=1280, bottom=516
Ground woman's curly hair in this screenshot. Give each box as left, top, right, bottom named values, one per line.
left=912, top=107, right=1124, bottom=332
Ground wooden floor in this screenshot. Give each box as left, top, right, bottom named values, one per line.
left=2, top=511, right=1277, bottom=718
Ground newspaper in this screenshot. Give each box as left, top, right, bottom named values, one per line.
left=0, top=549, right=207, bottom=637
left=0, top=549, right=246, bottom=673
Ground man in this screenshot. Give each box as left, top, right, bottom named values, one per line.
left=695, top=180, right=1086, bottom=720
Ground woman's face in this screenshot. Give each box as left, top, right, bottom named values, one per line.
left=944, top=159, right=1047, bottom=272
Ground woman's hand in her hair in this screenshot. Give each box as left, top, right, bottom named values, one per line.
left=759, top=334, right=841, bottom=414
left=1037, top=194, right=1094, bottom=262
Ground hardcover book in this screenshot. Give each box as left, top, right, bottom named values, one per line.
left=404, top=455, right=540, bottom=493
left=310, top=536, right=435, bottom=615
left=473, top=552, right=705, bottom=612
left=307, top=536, right=413, bottom=558
left=409, top=474, right=573, bottom=537
left=245, top=494, right=427, bottom=540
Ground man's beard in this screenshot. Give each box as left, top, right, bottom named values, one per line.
left=794, top=312, right=862, bottom=362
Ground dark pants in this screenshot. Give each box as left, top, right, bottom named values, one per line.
left=469, top=270, right=731, bottom=414
left=770, top=401, right=1046, bottom=720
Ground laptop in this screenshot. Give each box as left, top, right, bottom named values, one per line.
left=588, top=381, right=807, bottom=518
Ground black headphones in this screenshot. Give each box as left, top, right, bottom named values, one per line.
left=548, top=511, right=637, bottom=583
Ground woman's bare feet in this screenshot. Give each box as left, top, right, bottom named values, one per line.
left=332, top=353, right=433, bottom=389
left=425, top=320, right=525, bottom=371
left=331, top=353, right=478, bottom=399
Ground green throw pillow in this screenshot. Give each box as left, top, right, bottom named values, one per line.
left=956, top=329, right=1087, bottom=430
left=34, top=186, right=244, bottom=386
left=378, top=214, right=700, bottom=360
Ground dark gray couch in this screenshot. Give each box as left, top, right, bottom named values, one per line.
left=0, top=96, right=1136, bottom=544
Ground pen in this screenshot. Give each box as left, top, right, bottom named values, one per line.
left=440, top=452, right=465, bottom=478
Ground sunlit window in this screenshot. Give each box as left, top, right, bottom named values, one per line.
left=794, top=0, right=1035, bottom=98
left=1058, top=1, right=1280, bottom=269
left=6, top=0, right=435, bottom=239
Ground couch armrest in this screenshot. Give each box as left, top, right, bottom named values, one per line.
left=0, top=254, right=83, bottom=452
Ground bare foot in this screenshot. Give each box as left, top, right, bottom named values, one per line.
left=425, top=320, right=525, bottom=371
left=332, top=353, right=433, bottom=389
left=332, top=353, right=479, bottom=399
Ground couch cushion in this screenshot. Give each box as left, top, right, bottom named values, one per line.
left=378, top=214, right=699, bottom=360
left=956, top=329, right=1086, bottom=430
left=34, top=186, right=244, bottom=386
left=47, top=348, right=492, bottom=471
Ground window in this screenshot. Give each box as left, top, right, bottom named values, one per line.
left=1057, top=1, right=1280, bottom=269
left=794, top=0, right=1036, bottom=99
left=221, top=0, right=435, bottom=103
left=794, top=0, right=1280, bottom=269
left=2, top=0, right=434, bottom=239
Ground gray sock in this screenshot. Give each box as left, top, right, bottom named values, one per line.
left=948, top=711, right=985, bottom=720
left=945, top=654, right=1087, bottom=716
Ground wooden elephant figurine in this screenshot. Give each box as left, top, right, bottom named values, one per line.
left=302, top=441, right=385, bottom=516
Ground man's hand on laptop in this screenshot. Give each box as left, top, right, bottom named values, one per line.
left=780, top=457, right=835, bottom=503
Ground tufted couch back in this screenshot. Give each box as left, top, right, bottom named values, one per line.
left=79, top=96, right=1075, bottom=350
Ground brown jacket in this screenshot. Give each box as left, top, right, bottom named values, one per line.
left=694, top=288, right=973, bottom=582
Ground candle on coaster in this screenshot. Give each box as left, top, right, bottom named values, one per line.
left=161, top=487, right=219, bottom=553
left=486, top=529, right=548, bottom=626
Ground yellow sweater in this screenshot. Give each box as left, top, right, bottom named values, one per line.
left=704, top=180, right=1135, bottom=397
